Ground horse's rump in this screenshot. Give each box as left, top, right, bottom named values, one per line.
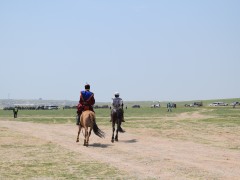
left=80, top=110, right=95, bottom=127
left=111, top=108, right=123, bottom=121
left=80, top=110, right=105, bottom=138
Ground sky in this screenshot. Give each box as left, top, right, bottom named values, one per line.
left=0, top=0, right=239, bottom=102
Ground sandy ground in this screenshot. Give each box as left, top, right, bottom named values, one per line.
left=0, top=119, right=240, bottom=179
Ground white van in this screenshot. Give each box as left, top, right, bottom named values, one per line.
left=44, top=105, right=59, bottom=110
left=209, top=102, right=228, bottom=106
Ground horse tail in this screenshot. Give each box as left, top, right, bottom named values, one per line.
left=118, top=125, right=125, bottom=133
left=116, top=110, right=125, bottom=133
left=92, top=118, right=105, bottom=138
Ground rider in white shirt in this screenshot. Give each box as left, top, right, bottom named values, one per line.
left=111, top=92, right=125, bottom=122
left=112, top=92, right=123, bottom=108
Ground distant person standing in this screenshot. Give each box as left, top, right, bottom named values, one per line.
left=13, top=107, right=18, bottom=118
left=167, top=103, right=172, bottom=112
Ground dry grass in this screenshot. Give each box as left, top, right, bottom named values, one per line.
left=0, top=127, right=130, bottom=180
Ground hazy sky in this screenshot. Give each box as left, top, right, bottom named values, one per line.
left=0, top=1, right=239, bottom=102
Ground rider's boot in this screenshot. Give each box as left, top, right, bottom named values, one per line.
left=76, top=114, right=80, bottom=125
left=110, top=113, right=113, bottom=122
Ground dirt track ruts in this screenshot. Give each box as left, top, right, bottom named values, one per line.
left=1, top=120, right=240, bottom=179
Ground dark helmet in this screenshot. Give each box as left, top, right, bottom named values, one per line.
left=85, top=84, right=90, bottom=90
left=114, top=92, right=119, bottom=97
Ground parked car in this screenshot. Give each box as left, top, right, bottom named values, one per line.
left=185, top=102, right=202, bottom=107
left=209, top=102, right=228, bottom=106
left=230, top=102, right=239, bottom=106
left=132, top=105, right=140, bottom=108
left=44, top=105, right=59, bottom=110
left=151, top=103, right=160, bottom=108
left=193, top=102, right=203, bottom=107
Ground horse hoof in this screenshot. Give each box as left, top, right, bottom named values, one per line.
left=76, top=139, right=79, bottom=143
left=111, top=139, right=114, bottom=143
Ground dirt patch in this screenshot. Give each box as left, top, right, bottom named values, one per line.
left=174, top=110, right=215, bottom=120
left=0, top=120, right=240, bottom=179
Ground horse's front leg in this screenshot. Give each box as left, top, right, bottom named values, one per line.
left=111, top=122, right=115, bottom=143
left=76, top=125, right=81, bottom=142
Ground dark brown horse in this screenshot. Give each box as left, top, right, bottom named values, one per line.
left=76, top=110, right=105, bottom=146
left=111, top=108, right=125, bottom=143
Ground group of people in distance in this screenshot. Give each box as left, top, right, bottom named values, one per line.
left=76, top=84, right=125, bottom=125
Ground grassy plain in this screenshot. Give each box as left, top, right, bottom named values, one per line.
left=0, top=100, right=240, bottom=179
left=1, top=104, right=240, bottom=145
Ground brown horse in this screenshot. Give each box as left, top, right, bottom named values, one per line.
left=111, top=108, right=125, bottom=143
left=76, top=110, right=105, bottom=146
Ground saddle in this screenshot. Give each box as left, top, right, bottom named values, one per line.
left=83, top=105, right=90, bottom=111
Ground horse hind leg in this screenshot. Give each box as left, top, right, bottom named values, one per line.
left=111, top=123, right=115, bottom=143
left=115, top=130, right=118, bottom=141
left=115, top=119, right=121, bottom=142
left=86, top=128, right=92, bottom=147
left=76, top=125, right=81, bottom=143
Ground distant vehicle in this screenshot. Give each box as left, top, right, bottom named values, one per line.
left=45, top=105, right=59, bottom=110
left=94, top=105, right=109, bottom=109
left=171, top=103, right=177, bottom=108
left=209, top=102, right=228, bottom=106
left=193, top=102, right=203, bottom=107
left=36, top=105, right=45, bottom=110
left=101, top=105, right=109, bottom=108
left=185, top=102, right=202, bottom=107
left=3, top=107, right=14, bottom=110
left=230, top=102, right=239, bottom=106
left=63, top=105, right=71, bottom=109
left=151, top=103, right=160, bottom=108
left=132, top=105, right=140, bottom=108
left=63, top=105, right=76, bottom=109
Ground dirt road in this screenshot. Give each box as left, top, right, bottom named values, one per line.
left=1, top=120, right=240, bottom=179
